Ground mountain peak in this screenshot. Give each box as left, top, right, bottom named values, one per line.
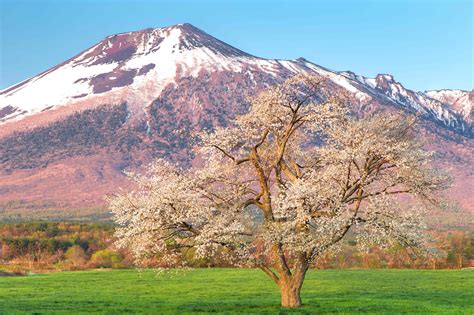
left=173, top=22, right=205, bottom=33
left=95, top=23, right=250, bottom=60
left=376, top=73, right=395, bottom=83
left=106, top=23, right=200, bottom=37
left=172, top=23, right=252, bottom=58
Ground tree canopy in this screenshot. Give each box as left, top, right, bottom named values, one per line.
left=110, top=75, right=449, bottom=307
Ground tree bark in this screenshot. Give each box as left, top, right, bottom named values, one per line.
left=279, top=278, right=304, bottom=308
left=277, top=259, right=308, bottom=308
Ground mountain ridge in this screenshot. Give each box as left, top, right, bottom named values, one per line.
left=0, top=23, right=472, bottom=218
left=1, top=23, right=472, bottom=137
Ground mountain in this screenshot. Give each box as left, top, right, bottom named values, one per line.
left=424, top=89, right=473, bottom=126
left=0, top=23, right=472, bottom=220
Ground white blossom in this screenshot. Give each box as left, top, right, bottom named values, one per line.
left=110, top=74, right=450, bottom=307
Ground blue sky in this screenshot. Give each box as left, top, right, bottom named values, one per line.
left=0, top=0, right=472, bottom=91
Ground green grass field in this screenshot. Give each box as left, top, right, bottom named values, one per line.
left=1, top=269, right=472, bottom=314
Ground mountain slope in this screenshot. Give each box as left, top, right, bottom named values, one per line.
left=0, top=23, right=472, bottom=219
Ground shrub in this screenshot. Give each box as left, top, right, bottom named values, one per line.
left=89, top=249, right=123, bottom=269
left=65, top=245, right=87, bottom=268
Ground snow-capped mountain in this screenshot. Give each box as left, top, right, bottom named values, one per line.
left=0, top=23, right=472, bottom=217
left=1, top=23, right=471, bottom=136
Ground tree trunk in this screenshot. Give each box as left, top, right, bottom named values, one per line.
left=264, top=244, right=309, bottom=308
left=279, top=279, right=303, bottom=308
left=278, top=262, right=308, bottom=308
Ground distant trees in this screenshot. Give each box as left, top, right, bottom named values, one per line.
left=446, top=231, right=473, bottom=269
left=0, top=222, right=471, bottom=274
left=111, top=75, right=451, bottom=308
left=0, top=222, right=126, bottom=272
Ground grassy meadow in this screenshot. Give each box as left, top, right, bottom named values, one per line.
left=1, top=268, right=473, bottom=314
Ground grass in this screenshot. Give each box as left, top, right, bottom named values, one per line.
left=0, top=268, right=472, bottom=314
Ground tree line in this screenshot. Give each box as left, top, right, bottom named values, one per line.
left=0, top=222, right=471, bottom=275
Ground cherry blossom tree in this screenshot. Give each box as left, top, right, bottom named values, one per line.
left=110, top=75, right=449, bottom=308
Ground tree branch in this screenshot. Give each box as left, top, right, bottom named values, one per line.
left=212, top=145, right=250, bottom=165
left=260, top=266, right=280, bottom=284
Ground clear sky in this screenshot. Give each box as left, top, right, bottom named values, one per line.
left=0, top=0, right=472, bottom=91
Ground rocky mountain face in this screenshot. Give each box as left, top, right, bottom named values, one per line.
left=0, top=23, right=472, bottom=218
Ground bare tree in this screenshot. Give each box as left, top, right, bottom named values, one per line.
left=110, top=75, right=449, bottom=308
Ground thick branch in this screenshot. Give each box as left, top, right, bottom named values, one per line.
left=260, top=266, right=280, bottom=284
left=273, top=243, right=292, bottom=278
left=250, top=146, right=273, bottom=220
